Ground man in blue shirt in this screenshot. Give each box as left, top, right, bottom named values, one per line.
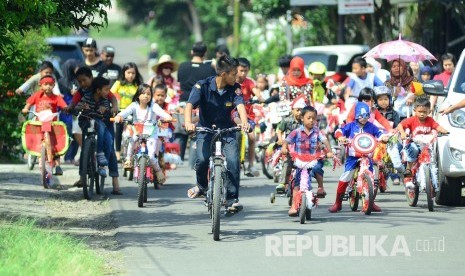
left=184, top=55, right=250, bottom=213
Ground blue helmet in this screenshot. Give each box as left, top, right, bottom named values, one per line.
left=355, top=102, right=370, bottom=119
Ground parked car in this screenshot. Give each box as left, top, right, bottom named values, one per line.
left=291, top=44, right=370, bottom=77
left=423, top=48, right=465, bottom=206
left=46, top=36, right=86, bottom=69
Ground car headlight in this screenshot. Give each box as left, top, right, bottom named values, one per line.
left=449, top=110, right=465, bottom=129
left=450, top=147, right=464, bottom=161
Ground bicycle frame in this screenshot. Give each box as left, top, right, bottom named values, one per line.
left=196, top=125, right=241, bottom=241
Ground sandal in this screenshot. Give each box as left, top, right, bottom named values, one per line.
left=123, top=160, right=132, bottom=169
left=316, top=187, right=327, bottom=198
left=111, top=190, right=123, bottom=195
left=187, top=186, right=203, bottom=199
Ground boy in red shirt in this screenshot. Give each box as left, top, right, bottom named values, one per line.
left=397, top=97, right=448, bottom=188
left=235, top=57, right=261, bottom=177
left=22, top=76, right=68, bottom=175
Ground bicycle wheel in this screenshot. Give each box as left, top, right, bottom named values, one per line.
left=261, top=148, right=274, bottom=179
left=405, top=181, right=419, bottom=207
left=28, top=154, right=37, bottom=171
left=423, top=164, right=434, bottom=212
left=137, top=156, right=147, bottom=208
left=379, top=170, right=387, bottom=193
left=299, top=192, right=307, bottom=224
left=361, top=172, right=374, bottom=215
left=349, top=181, right=359, bottom=211
left=40, top=144, right=47, bottom=188
left=212, top=163, right=222, bottom=241
left=81, top=139, right=95, bottom=200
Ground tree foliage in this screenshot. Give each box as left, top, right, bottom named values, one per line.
left=0, top=0, right=111, bottom=159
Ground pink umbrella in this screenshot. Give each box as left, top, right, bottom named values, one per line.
left=363, top=34, right=436, bottom=62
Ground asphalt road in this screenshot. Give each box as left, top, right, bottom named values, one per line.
left=110, top=163, right=465, bottom=276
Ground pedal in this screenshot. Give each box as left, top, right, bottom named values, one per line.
left=341, top=192, right=349, bottom=201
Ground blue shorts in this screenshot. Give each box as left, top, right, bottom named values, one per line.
left=231, top=110, right=256, bottom=129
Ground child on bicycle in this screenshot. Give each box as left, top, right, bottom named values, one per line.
left=329, top=102, right=388, bottom=213
left=345, top=87, right=392, bottom=131
left=374, top=86, right=402, bottom=185
left=21, top=75, right=67, bottom=175
left=275, top=95, right=305, bottom=193
left=184, top=55, right=250, bottom=214
left=114, top=84, right=172, bottom=184
left=75, top=77, right=122, bottom=194
left=397, top=97, right=448, bottom=189
left=281, top=105, right=334, bottom=216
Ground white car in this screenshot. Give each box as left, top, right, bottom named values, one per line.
left=292, top=44, right=369, bottom=77
left=424, top=49, right=465, bottom=206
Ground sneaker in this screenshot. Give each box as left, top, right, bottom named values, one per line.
left=54, top=166, right=63, bottom=176
left=98, top=166, right=107, bottom=177
left=245, top=166, right=260, bottom=177
left=393, top=178, right=401, bottom=185
left=96, top=152, right=108, bottom=166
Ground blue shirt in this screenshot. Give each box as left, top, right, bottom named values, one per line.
left=188, top=76, right=244, bottom=129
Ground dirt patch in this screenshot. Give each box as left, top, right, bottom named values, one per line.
left=0, top=164, right=123, bottom=274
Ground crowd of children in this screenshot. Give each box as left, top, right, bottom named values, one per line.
left=18, top=38, right=453, bottom=215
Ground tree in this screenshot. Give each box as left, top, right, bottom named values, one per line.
left=0, top=0, right=111, bottom=160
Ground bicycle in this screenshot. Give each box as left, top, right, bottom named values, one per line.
left=21, top=110, right=69, bottom=188
left=290, top=151, right=330, bottom=224
left=195, top=125, right=242, bottom=241
left=403, top=132, right=447, bottom=211
left=77, top=111, right=106, bottom=200
left=341, top=133, right=378, bottom=215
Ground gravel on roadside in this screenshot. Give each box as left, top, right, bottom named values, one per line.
left=0, top=164, right=123, bottom=274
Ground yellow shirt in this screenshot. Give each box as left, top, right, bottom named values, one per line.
left=111, top=80, right=138, bottom=109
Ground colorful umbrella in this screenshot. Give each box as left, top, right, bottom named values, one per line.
left=363, top=34, right=436, bottom=62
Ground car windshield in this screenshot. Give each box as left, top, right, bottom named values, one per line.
left=49, top=45, right=83, bottom=67
left=294, top=53, right=337, bottom=71
left=453, top=63, right=465, bottom=94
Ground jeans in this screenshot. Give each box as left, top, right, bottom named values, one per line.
left=62, top=116, right=78, bottom=161
left=174, top=133, right=188, bottom=161
left=79, top=119, right=119, bottom=177
left=195, top=133, right=240, bottom=200
left=404, top=142, right=420, bottom=163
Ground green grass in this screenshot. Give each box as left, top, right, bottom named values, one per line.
left=0, top=219, right=105, bottom=276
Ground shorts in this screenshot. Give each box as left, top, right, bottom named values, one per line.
left=72, top=117, right=82, bottom=134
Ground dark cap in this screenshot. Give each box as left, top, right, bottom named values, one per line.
left=102, top=45, right=115, bottom=54
left=83, top=37, right=97, bottom=48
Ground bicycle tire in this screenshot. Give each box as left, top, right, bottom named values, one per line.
left=261, top=148, right=274, bottom=179
left=424, top=164, right=434, bottom=212
left=299, top=192, right=307, bottom=224
left=362, top=172, right=374, bottom=215
left=212, top=164, right=222, bottom=241
left=81, top=139, right=95, bottom=200
left=349, top=181, right=359, bottom=211
left=405, top=181, right=419, bottom=207
left=28, top=154, right=37, bottom=171
left=137, top=156, right=147, bottom=208
left=40, top=144, right=47, bottom=188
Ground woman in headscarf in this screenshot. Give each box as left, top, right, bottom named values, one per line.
left=278, top=56, right=313, bottom=104
left=384, top=59, right=417, bottom=120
